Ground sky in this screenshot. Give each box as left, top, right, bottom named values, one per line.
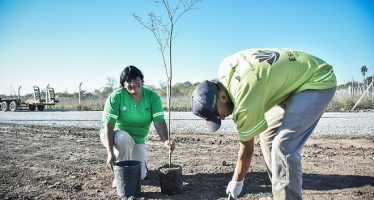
left=0, top=0, right=373, bottom=95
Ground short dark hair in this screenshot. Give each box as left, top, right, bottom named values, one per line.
left=120, top=65, right=144, bottom=87
left=217, top=82, right=234, bottom=111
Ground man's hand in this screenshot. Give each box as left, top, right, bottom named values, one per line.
left=226, top=179, right=244, bottom=199
left=163, top=140, right=175, bottom=153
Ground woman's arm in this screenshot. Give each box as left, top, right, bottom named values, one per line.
left=153, top=120, right=175, bottom=153
left=104, top=122, right=116, bottom=169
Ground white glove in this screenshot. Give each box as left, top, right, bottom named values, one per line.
left=226, top=179, right=244, bottom=199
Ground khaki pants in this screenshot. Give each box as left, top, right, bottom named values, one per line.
left=259, top=87, right=336, bottom=200
left=100, top=129, right=148, bottom=180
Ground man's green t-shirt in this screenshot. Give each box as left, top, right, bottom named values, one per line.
left=218, top=48, right=337, bottom=141
left=101, top=87, right=165, bottom=144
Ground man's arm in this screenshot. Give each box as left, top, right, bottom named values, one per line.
left=226, top=138, right=254, bottom=198
left=233, top=138, right=255, bottom=181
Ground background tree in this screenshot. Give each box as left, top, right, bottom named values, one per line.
left=105, top=76, right=117, bottom=91
left=133, top=0, right=201, bottom=165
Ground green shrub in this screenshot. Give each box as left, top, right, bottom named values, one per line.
left=161, top=95, right=191, bottom=111
left=352, top=97, right=374, bottom=110
left=51, top=98, right=105, bottom=111
left=327, top=95, right=373, bottom=112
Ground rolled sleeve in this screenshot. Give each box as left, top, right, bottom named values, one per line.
left=102, top=92, right=120, bottom=125
left=239, top=118, right=267, bottom=141
left=102, top=112, right=118, bottom=125
left=234, top=104, right=267, bottom=141
left=152, top=111, right=164, bottom=122
left=151, top=94, right=165, bottom=122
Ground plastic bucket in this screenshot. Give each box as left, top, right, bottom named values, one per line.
left=113, top=160, right=141, bottom=197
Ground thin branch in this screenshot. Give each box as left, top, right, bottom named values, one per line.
left=173, top=0, right=199, bottom=24
left=133, top=0, right=201, bottom=166
left=133, top=13, right=170, bottom=79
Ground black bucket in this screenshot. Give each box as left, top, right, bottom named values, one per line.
left=113, top=160, right=141, bottom=197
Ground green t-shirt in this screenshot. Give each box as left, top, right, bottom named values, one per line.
left=218, top=48, right=337, bottom=141
left=101, top=87, right=165, bottom=144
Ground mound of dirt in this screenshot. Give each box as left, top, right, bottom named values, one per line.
left=0, top=123, right=373, bottom=199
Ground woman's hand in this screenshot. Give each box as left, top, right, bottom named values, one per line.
left=154, top=120, right=175, bottom=153
left=163, top=140, right=175, bottom=154
left=103, top=122, right=116, bottom=170
left=106, top=152, right=116, bottom=170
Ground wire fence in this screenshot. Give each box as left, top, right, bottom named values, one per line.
left=334, top=85, right=374, bottom=111
left=336, top=85, right=374, bottom=97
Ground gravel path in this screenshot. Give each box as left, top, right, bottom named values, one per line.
left=0, top=111, right=373, bottom=136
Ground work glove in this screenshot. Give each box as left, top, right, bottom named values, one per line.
left=226, top=179, right=244, bottom=199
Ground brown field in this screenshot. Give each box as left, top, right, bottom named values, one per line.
left=1, top=123, right=373, bottom=199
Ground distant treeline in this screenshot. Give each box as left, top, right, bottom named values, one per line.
left=1, top=79, right=373, bottom=112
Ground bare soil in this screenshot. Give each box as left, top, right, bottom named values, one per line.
left=0, top=123, right=373, bottom=200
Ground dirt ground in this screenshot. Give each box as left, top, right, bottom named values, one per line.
left=0, top=123, right=373, bottom=200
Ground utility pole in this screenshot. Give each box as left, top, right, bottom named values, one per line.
left=45, top=84, right=50, bottom=110
left=351, top=77, right=354, bottom=88
left=18, top=86, right=22, bottom=100
left=79, top=82, right=82, bottom=105
left=351, top=76, right=354, bottom=95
